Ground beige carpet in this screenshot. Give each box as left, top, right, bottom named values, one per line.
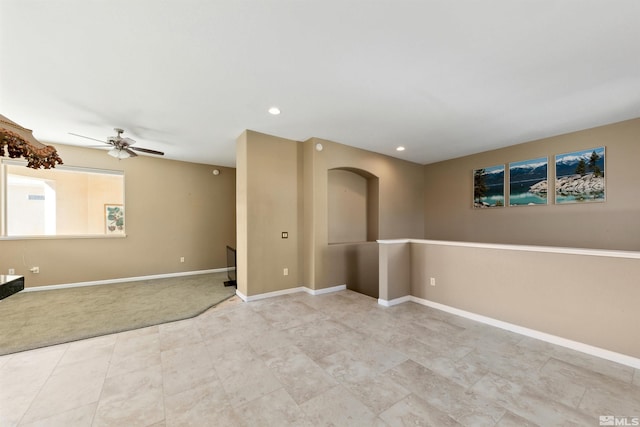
left=0, top=272, right=236, bottom=356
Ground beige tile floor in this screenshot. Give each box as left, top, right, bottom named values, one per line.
left=1, top=289, right=638, bottom=426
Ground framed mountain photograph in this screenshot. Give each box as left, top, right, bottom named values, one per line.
left=509, top=157, right=548, bottom=206
left=473, top=164, right=505, bottom=208
left=555, top=147, right=605, bottom=204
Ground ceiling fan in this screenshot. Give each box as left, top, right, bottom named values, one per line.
left=69, top=128, right=164, bottom=159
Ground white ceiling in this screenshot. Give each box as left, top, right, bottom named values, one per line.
left=2, top=1, right=640, bottom=167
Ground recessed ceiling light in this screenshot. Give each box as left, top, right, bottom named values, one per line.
left=268, top=107, right=281, bottom=115
left=396, top=146, right=405, bottom=151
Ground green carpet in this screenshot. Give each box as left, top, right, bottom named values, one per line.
left=0, top=272, right=236, bottom=356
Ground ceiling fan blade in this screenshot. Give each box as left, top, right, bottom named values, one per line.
left=120, top=137, right=136, bottom=145
left=130, top=146, right=164, bottom=156
left=68, top=132, right=108, bottom=144
left=124, top=148, right=138, bottom=157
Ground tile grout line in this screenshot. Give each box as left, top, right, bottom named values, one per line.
left=89, top=334, right=118, bottom=427
left=16, top=345, right=68, bottom=426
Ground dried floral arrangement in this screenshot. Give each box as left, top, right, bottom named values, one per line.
left=0, top=115, right=63, bottom=169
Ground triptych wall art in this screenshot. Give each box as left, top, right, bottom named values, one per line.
left=473, top=147, right=605, bottom=209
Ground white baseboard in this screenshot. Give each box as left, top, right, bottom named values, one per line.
left=22, top=268, right=230, bottom=292
left=236, top=286, right=302, bottom=302
left=235, top=289, right=249, bottom=301
left=236, top=284, right=347, bottom=302
left=379, top=294, right=640, bottom=369
left=378, top=295, right=411, bottom=307
left=304, top=284, right=346, bottom=296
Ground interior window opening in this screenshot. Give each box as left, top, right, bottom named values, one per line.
left=1, top=160, right=125, bottom=238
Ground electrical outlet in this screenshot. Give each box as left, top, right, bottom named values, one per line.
left=430, top=277, right=436, bottom=286
left=180, top=257, right=185, bottom=263
left=8, top=268, right=15, bottom=275
left=283, top=268, right=289, bottom=276
left=30, top=267, right=40, bottom=274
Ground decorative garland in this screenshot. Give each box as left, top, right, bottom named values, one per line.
left=0, top=117, right=63, bottom=169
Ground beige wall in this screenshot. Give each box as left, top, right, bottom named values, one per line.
left=305, top=138, right=424, bottom=294
left=424, top=118, right=640, bottom=250
left=237, top=132, right=424, bottom=297
left=379, top=242, right=411, bottom=301
left=405, top=241, right=640, bottom=359
left=0, top=144, right=236, bottom=288
left=235, top=131, right=302, bottom=296
left=328, top=169, right=367, bottom=244
left=415, top=118, right=640, bottom=361
left=86, top=174, right=123, bottom=234
left=325, top=242, right=379, bottom=298
left=235, top=132, right=249, bottom=297
left=55, top=171, right=88, bottom=234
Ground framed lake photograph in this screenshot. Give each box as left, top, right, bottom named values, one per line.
left=509, top=157, right=548, bottom=206
left=473, top=164, right=505, bottom=208
left=105, top=204, right=125, bottom=234
left=555, top=147, right=605, bottom=204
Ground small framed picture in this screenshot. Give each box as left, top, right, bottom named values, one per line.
left=105, top=204, right=125, bottom=234
left=473, top=165, right=505, bottom=208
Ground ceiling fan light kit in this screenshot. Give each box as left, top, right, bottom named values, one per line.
left=108, top=148, right=131, bottom=159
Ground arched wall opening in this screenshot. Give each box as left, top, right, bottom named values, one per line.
left=328, top=167, right=379, bottom=244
